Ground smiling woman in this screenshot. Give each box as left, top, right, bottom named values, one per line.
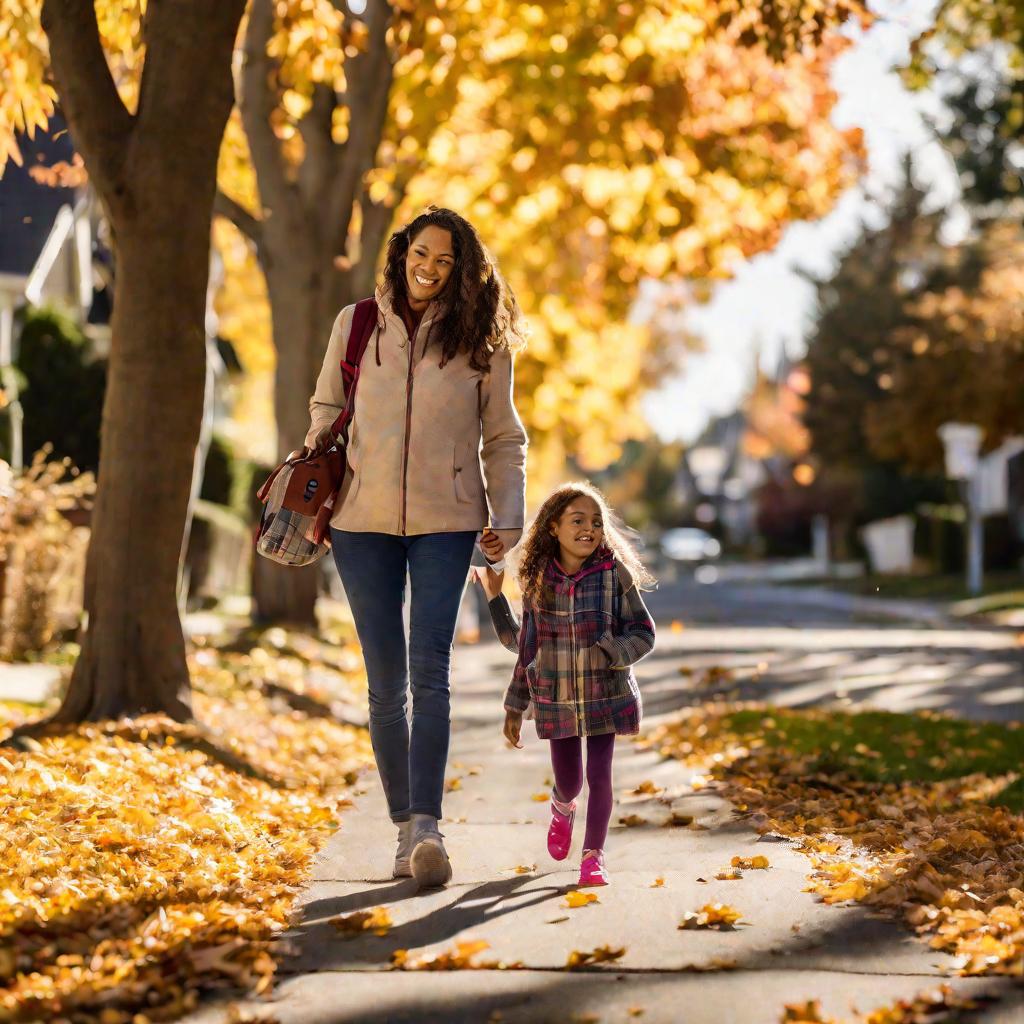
left=303, top=207, right=529, bottom=892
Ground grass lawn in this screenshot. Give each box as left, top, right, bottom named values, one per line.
left=723, top=706, right=1024, bottom=811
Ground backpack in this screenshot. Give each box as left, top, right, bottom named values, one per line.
left=254, top=298, right=377, bottom=566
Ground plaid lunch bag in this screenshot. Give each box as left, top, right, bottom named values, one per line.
left=254, top=298, right=377, bottom=566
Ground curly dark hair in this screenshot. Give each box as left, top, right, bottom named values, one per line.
left=383, top=206, right=528, bottom=373
left=515, top=481, right=657, bottom=604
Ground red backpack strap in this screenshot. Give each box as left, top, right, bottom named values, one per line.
left=328, top=298, right=378, bottom=437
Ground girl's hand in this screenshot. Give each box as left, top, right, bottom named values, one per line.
left=503, top=709, right=524, bottom=749
left=471, top=564, right=505, bottom=601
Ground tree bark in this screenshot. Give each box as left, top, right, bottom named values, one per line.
left=241, top=0, right=398, bottom=624
left=18, top=0, right=248, bottom=727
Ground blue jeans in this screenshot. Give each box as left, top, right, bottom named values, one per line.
left=330, top=529, right=477, bottom=822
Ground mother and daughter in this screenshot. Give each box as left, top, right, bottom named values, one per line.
left=305, top=206, right=656, bottom=892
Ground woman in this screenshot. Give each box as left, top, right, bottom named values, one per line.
left=304, top=207, right=528, bottom=889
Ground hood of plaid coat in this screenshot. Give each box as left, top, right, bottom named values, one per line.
left=303, top=284, right=528, bottom=536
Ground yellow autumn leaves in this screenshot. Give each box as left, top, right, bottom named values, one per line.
left=0, top=628, right=373, bottom=1022
left=650, top=703, right=1024, bottom=977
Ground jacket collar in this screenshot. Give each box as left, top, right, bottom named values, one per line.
left=375, top=281, right=448, bottom=347
left=547, top=545, right=614, bottom=585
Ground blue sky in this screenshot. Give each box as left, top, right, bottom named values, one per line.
left=641, top=0, right=962, bottom=443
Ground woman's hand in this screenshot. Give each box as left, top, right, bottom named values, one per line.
left=471, top=564, right=505, bottom=601
left=503, top=709, right=524, bottom=748
left=304, top=425, right=335, bottom=456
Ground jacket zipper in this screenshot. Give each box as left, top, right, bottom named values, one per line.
left=568, top=581, right=584, bottom=736
left=398, top=315, right=422, bottom=536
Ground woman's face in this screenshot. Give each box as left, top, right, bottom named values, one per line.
left=405, top=225, right=455, bottom=310
left=550, top=495, right=605, bottom=563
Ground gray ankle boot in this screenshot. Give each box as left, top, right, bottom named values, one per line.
left=393, top=819, right=414, bottom=878
left=409, top=813, right=452, bottom=888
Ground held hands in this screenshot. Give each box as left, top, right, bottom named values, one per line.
left=503, top=709, right=524, bottom=749
left=479, top=528, right=505, bottom=563
left=469, top=528, right=507, bottom=601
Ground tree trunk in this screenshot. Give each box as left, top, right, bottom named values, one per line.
left=235, top=0, right=397, bottom=625
left=17, top=0, right=248, bottom=728
left=55, top=223, right=209, bottom=722
left=250, top=251, right=350, bottom=625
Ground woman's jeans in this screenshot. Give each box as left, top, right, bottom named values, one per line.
left=331, top=529, right=477, bottom=822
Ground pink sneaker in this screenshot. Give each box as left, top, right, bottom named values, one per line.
left=547, top=795, right=576, bottom=861
left=578, top=849, right=609, bottom=887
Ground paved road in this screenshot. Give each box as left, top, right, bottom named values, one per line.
left=643, top=577, right=1023, bottom=723
left=187, top=580, right=1021, bottom=1023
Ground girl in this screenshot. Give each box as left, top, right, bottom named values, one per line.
left=305, top=208, right=528, bottom=889
left=477, top=482, right=656, bottom=886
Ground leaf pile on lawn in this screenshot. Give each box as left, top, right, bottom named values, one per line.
left=647, top=704, right=1024, bottom=975
left=0, top=626, right=373, bottom=1022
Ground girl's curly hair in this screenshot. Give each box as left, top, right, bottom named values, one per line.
left=515, top=481, right=656, bottom=604
left=383, top=206, right=528, bottom=373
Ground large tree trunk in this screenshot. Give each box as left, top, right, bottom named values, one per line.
left=21, top=0, right=247, bottom=727
left=234, top=0, right=397, bottom=625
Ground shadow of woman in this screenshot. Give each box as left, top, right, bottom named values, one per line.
left=282, top=874, right=570, bottom=970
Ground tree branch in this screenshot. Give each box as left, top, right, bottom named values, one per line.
left=134, top=0, right=247, bottom=160
left=297, top=83, right=338, bottom=214
left=39, top=0, right=134, bottom=203
left=328, top=0, right=395, bottom=252
left=240, top=0, right=299, bottom=224
left=214, top=190, right=264, bottom=248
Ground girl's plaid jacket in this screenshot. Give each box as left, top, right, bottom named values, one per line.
left=487, top=546, right=656, bottom=740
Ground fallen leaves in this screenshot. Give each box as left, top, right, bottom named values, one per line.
left=0, top=627, right=374, bottom=1020
left=531, top=792, right=550, bottom=802
left=732, top=855, right=770, bottom=870
left=565, top=944, right=626, bottom=969
left=391, top=939, right=522, bottom=971
left=651, top=877, right=666, bottom=888
left=511, top=864, right=536, bottom=875
left=563, top=891, right=600, bottom=908
left=329, top=906, right=393, bottom=937
left=679, top=904, right=743, bottom=930
left=666, top=811, right=694, bottom=827
left=715, top=870, right=743, bottom=881
left=650, top=703, right=1024, bottom=976
left=631, top=779, right=663, bottom=795
left=780, top=983, right=982, bottom=1023
left=618, top=814, right=647, bottom=827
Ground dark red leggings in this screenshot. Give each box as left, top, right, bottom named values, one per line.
left=549, top=732, right=616, bottom=851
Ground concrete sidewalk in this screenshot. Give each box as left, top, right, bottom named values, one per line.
left=187, top=638, right=1015, bottom=1024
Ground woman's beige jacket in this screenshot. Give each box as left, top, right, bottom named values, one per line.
left=303, top=284, right=528, bottom=538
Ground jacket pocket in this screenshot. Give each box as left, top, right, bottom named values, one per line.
left=453, top=441, right=483, bottom=504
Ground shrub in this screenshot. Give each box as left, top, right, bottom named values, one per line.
left=0, top=306, right=107, bottom=474
left=0, top=448, right=94, bottom=660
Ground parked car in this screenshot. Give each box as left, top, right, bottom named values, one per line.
left=660, top=527, right=721, bottom=563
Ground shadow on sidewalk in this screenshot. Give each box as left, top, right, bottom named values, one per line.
left=283, top=875, right=569, bottom=971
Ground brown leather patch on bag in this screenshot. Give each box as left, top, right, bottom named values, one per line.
left=282, top=449, right=344, bottom=512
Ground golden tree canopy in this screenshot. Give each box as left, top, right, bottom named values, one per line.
left=3, top=0, right=869, bottom=476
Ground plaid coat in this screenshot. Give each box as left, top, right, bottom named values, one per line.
left=488, top=548, right=656, bottom=740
